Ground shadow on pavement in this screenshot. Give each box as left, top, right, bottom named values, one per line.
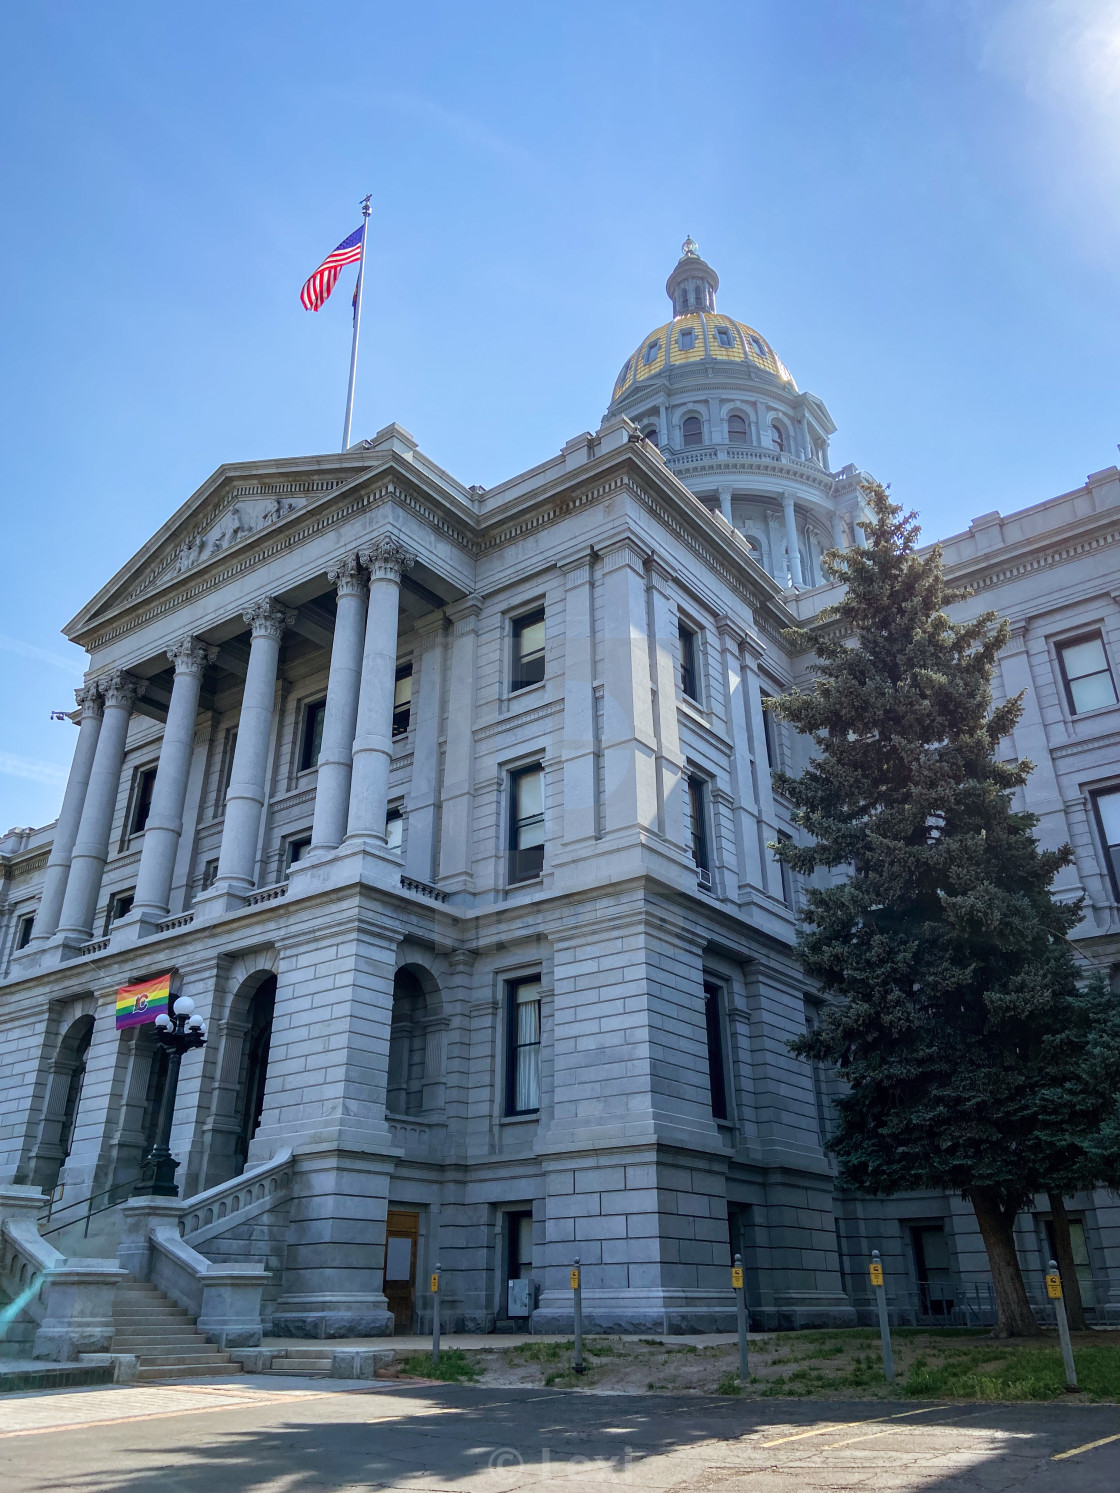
left=12, top=1384, right=1120, bottom=1492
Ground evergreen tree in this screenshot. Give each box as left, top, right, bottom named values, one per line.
left=769, top=482, right=1120, bottom=1338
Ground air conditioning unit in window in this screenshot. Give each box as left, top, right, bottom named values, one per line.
left=697, top=867, right=712, bottom=889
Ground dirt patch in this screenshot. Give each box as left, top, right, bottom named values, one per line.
left=391, top=1329, right=1120, bottom=1400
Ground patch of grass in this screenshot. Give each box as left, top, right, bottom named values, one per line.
left=544, top=1366, right=589, bottom=1388
left=396, top=1348, right=480, bottom=1384
left=716, top=1370, right=742, bottom=1395
left=640, top=1338, right=663, bottom=1347
left=506, top=1340, right=572, bottom=1363
left=904, top=1343, right=1120, bottom=1402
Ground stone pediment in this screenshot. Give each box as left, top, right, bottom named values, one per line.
left=65, top=463, right=354, bottom=640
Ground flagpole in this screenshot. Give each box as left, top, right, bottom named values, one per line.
left=341, top=194, right=372, bottom=452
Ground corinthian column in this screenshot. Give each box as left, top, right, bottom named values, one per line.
left=309, top=555, right=368, bottom=853
left=53, top=672, right=141, bottom=947
left=28, top=684, right=104, bottom=948
left=345, top=537, right=415, bottom=843
left=127, top=637, right=215, bottom=929
left=208, top=599, right=292, bottom=900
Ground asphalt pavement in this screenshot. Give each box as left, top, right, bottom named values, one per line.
left=2, top=1374, right=1120, bottom=1491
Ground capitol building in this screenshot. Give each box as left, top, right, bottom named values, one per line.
left=1, top=240, right=1118, bottom=1363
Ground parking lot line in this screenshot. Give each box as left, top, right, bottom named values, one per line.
left=1052, top=1430, right=1120, bottom=1461
left=761, top=1406, right=939, bottom=1447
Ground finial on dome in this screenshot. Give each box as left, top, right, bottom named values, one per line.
left=681, top=235, right=700, bottom=259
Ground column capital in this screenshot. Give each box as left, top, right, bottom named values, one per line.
left=445, top=595, right=483, bottom=636
left=328, top=553, right=369, bottom=598
left=645, top=555, right=676, bottom=597
left=96, top=670, right=143, bottom=711
left=715, top=614, right=748, bottom=649
left=600, top=537, right=648, bottom=576
left=242, top=598, right=295, bottom=641
left=74, top=682, right=104, bottom=719
left=359, top=535, right=416, bottom=583
left=1004, top=620, right=1029, bottom=655
left=167, top=636, right=218, bottom=676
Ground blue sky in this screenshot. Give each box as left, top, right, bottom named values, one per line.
left=3, top=0, right=1119, bottom=831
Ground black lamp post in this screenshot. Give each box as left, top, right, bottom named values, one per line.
left=138, top=995, right=207, bottom=1197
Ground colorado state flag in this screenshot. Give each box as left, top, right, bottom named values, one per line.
left=116, top=973, right=171, bottom=1029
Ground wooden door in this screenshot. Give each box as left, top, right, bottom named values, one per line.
left=383, top=1209, right=419, bottom=1332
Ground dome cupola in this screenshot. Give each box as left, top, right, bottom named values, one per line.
left=666, top=237, right=719, bottom=316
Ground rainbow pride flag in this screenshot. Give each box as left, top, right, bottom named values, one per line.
left=116, top=973, right=171, bottom=1029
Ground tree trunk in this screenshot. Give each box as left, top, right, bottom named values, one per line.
left=967, top=1187, right=1041, bottom=1337
left=1047, top=1193, right=1089, bottom=1334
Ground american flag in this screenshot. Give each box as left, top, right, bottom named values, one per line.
left=300, top=226, right=363, bottom=312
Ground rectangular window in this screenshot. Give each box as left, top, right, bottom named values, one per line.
left=760, top=692, right=775, bottom=770
left=392, top=664, right=413, bottom=737
left=716, top=326, right=733, bottom=348
left=201, top=858, right=219, bottom=890
left=386, top=807, right=403, bottom=853
left=678, top=622, right=700, bottom=702
left=505, top=977, right=542, bottom=1115
left=104, top=890, right=134, bottom=933
left=678, top=327, right=695, bottom=351
left=688, top=776, right=710, bottom=873
left=508, top=765, right=545, bottom=883
left=299, top=699, right=326, bottom=771
left=129, top=767, right=157, bottom=836
left=286, top=834, right=312, bottom=869
left=703, top=980, right=728, bottom=1120
left=16, top=912, right=35, bottom=949
left=216, top=728, right=238, bottom=816
left=777, top=831, right=795, bottom=906
left=1092, top=788, right=1120, bottom=900
left=511, top=609, right=546, bottom=691
left=1057, top=634, right=1117, bottom=715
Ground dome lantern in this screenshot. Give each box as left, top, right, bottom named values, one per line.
left=665, top=236, right=719, bottom=316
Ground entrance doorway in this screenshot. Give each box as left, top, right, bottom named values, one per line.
left=233, top=976, right=276, bottom=1171
left=911, top=1224, right=954, bottom=1317
left=384, top=1209, right=420, bottom=1331
left=504, top=1210, right=534, bottom=1321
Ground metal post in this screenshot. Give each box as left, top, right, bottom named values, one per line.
left=431, top=1261, right=441, bottom=1366
left=571, top=1257, right=584, bottom=1374
left=341, top=195, right=371, bottom=453
left=870, top=1250, right=894, bottom=1384
left=1047, top=1260, right=1079, bottom=1391
left=733, top=1253, right=749, bottom=1381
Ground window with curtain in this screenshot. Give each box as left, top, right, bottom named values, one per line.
left=300, top=699, right=326, bottom=770
left=703, top=980, right=728, bottom=1120
left=512, top=609, right=546, bottom=691
left=1057, top=634, right=1117, bottom=715
left=506, top=976, right=542, bottom=1114
left=688, top=776, right=710, bottom=872
left=392, top=664, right=413, bottom=736
left=678, top=622, right=700, bottom=702
left=1092, top=788, right=1120, bottom=899
left=508, top=765, right=545, bottom=883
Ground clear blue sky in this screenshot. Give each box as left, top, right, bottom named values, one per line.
left=3, top=0, right=1119, bottom=832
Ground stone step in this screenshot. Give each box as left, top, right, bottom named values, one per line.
left=114, top=1343, right=216, bottom=1355
left=136, top=1364, right=241, bottom=1382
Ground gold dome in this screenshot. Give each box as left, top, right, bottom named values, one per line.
left=611, top=312, right=796, bottom=403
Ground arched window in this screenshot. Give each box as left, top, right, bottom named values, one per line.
left=770, top=422, right=786, bottom=453
left=642, top=427, right=659, bottom=447
left=682, top=415, right=703, bottom=447
left=727, top=413, right=748, bottom=444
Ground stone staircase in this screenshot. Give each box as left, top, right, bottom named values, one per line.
left=112, top=1280, right=242, bottom=1381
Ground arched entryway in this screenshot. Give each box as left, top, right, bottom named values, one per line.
left=387, top=969, right=428, bottom=1116
left=233, top=975, right=276, bottom=1172
left=30, top=1014, right=94, bottom=1193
